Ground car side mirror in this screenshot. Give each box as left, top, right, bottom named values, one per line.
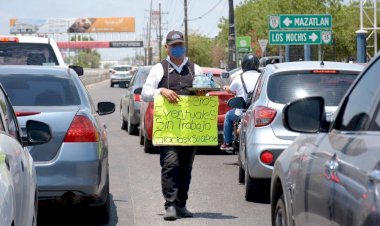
left=97, top=102, right=115, bottom=115
left=283, top=96, right=325, bottom=133
left=227, top=97, right=246, bottom=109
left=134, top=87, right=142, bottom=94
left=221, top=72, right=230, bottom=79
left=69, top=65, right=84, bottom=76
left=24, top=120, right=52, bottom=146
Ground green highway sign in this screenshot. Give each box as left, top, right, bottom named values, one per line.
left=269, top=30, right=332, bottom=45
left=236, top=36, right=251, bottom=53
left=269, top=14, right=332, bottom=30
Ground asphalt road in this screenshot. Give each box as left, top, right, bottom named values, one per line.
left=37, top=80, right=271, bottom=226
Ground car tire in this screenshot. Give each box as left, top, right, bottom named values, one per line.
left=110, top=82, right=114, bottom=88
left=144, top=134, right=155, bottom=153
left=127, top=111, right=138, bottom=135
left=238, top=157, right=245, bottom=184
left=274, top=194, right=288, bottom=226
left=120, top=110, right=127, bottom=130
left=139, top=124, right=144, bottom=145
left=95, top=175, right=111, bottom=224
left=244, top=158, right=270, bottom=202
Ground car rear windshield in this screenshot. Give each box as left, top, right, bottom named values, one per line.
left=0, top=43, right=59, bottom=66
left=267, top=72, right=358, bottom=106
left=114, top=66, right=132, bottom=71
left=0, top=74, right=80, bottom=106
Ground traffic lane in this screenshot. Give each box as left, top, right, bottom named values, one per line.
left=89, top=80, right=271, bottom=225
left=38, top=80, right=271, bottom=225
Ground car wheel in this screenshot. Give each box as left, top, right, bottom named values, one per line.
left=238, top=156, right=245, bottom=184
left=244, top=158, right=270, bottom=202
left=32, top=189, right=38, bottom=226
left=95, top=175, right=111, bottom=224
left=139, top=124, right=144, bottom=145
left=127, top=111, right=138, bottom=135
left=274, top=194, right=288, bottom=226
left=110, top=82, right=114, bottom=87
left=144, top=134, right=155, bottom=153
left=120, top=110, right=127, bottom=130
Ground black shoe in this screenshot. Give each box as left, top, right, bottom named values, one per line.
left=179, top=207, right=193, bottom=218
left=163, top=206, right=177, bottom=221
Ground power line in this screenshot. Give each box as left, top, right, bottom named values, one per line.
left=188, top=0, right=224, bottom=21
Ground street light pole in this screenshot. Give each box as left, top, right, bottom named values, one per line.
left=228, top=0, right=237, bottom=71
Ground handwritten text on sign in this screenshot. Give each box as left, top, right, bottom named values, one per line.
left=153, top=95, right=218, bottom=146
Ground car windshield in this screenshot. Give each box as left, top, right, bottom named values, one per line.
left=0, top=43, right=59, bottom=65
left=114, top=66, right=132, bottom=71
left=267, top=72, right=358, bottom=106
left=0, top=74, right=80, bottom=106
left=134, top=68, right=151, bottom=86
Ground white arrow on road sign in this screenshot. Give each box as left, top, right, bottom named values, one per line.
left=309, top=33, right=318, bottom=42
left=283, top=17, right=292, bottom=27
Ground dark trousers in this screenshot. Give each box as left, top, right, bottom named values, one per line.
left=160, top=146, right=196, bottom=209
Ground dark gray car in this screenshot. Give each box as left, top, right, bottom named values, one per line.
left=120, top=65, right=152, bottom=135
left=0, top=66, right=115, bottom=224
left=271, top=56, right=380, bottom=225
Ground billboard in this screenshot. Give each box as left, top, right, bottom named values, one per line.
left=10, top=17, right=135, bottom=34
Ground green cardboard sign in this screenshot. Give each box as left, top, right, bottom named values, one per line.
left=153, top=95, right=218, bottom=146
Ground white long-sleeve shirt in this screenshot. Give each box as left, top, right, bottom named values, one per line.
left=142, top=57, right=203, bottom=102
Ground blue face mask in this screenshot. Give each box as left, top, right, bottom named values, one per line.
left=170, top=46, right=186, bottom=58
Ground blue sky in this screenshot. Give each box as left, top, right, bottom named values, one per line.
left=0, top=0, right=245, bottom=61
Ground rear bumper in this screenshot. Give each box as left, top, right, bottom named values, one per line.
left=111, top=77, right=132, bottom=84
left=35, top=143, right=108, bottom=204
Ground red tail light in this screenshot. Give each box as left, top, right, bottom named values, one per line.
left=260, top=151, right=274, bottom=165
left=0, top=37, right=19, bottom=42
left=16, top=112, right=41, bottom=117
left=254, top=106, right=277, bottom=127
left=134, top=94, right=141, bottom=102
left=63, top=115, right=99, bottom=142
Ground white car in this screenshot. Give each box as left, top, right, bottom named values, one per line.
left=0, top=35, right=65, bottom=66
left=109, top=64, right=133, bottom=87
left=0, top=84, right=52, bottom=226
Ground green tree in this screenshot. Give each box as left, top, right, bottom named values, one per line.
left=187, top=34, right=213, bottom=67
left=70, top=36, right=101, bottom=68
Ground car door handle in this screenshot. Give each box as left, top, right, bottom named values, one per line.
left=325, top=153, right=339, bottom=171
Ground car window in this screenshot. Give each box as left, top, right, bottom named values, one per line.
left=0, top=88, right=20, bottom=140
left=334, top=60, right=380, bottom=131
left=0, top=74, right=80, bottom=106
left=133, top=68, right=151, bottom=86
left=267, top=72, right=358, bottom=105
left=114, top=66, right=132, bottom=71
left=0, top=43, right=59, bottom=65
left=252, top=72, right=266, bottom=103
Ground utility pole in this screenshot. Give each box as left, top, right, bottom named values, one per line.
left=228, top=0, right=237, bottom=70
left=159, top=3, right=162, bottom=62
left=184, top=0, right=189, bottom=54
left=148, top=0, right=153, bottom=65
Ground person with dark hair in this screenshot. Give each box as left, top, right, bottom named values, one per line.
left=220, top=54, right=261, bottom=153
left=141, top=30, right=203, bottom=221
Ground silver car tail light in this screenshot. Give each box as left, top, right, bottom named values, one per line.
left=260, top=151, right=274, bottom=165
left=63, top=115, right=99, bottom=142
left=254, top=106, right=277, bottom=127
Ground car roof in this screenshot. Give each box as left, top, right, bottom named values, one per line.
left=0, top=35, right=50, bottom=44
left=0, top=65, right=72, bottom=76
left=265, top=61, right=364, bottom=74
left=201, top=67, right=226, bottom=76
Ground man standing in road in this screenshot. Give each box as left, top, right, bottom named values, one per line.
left=141, top=30, right=203, bottom=221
